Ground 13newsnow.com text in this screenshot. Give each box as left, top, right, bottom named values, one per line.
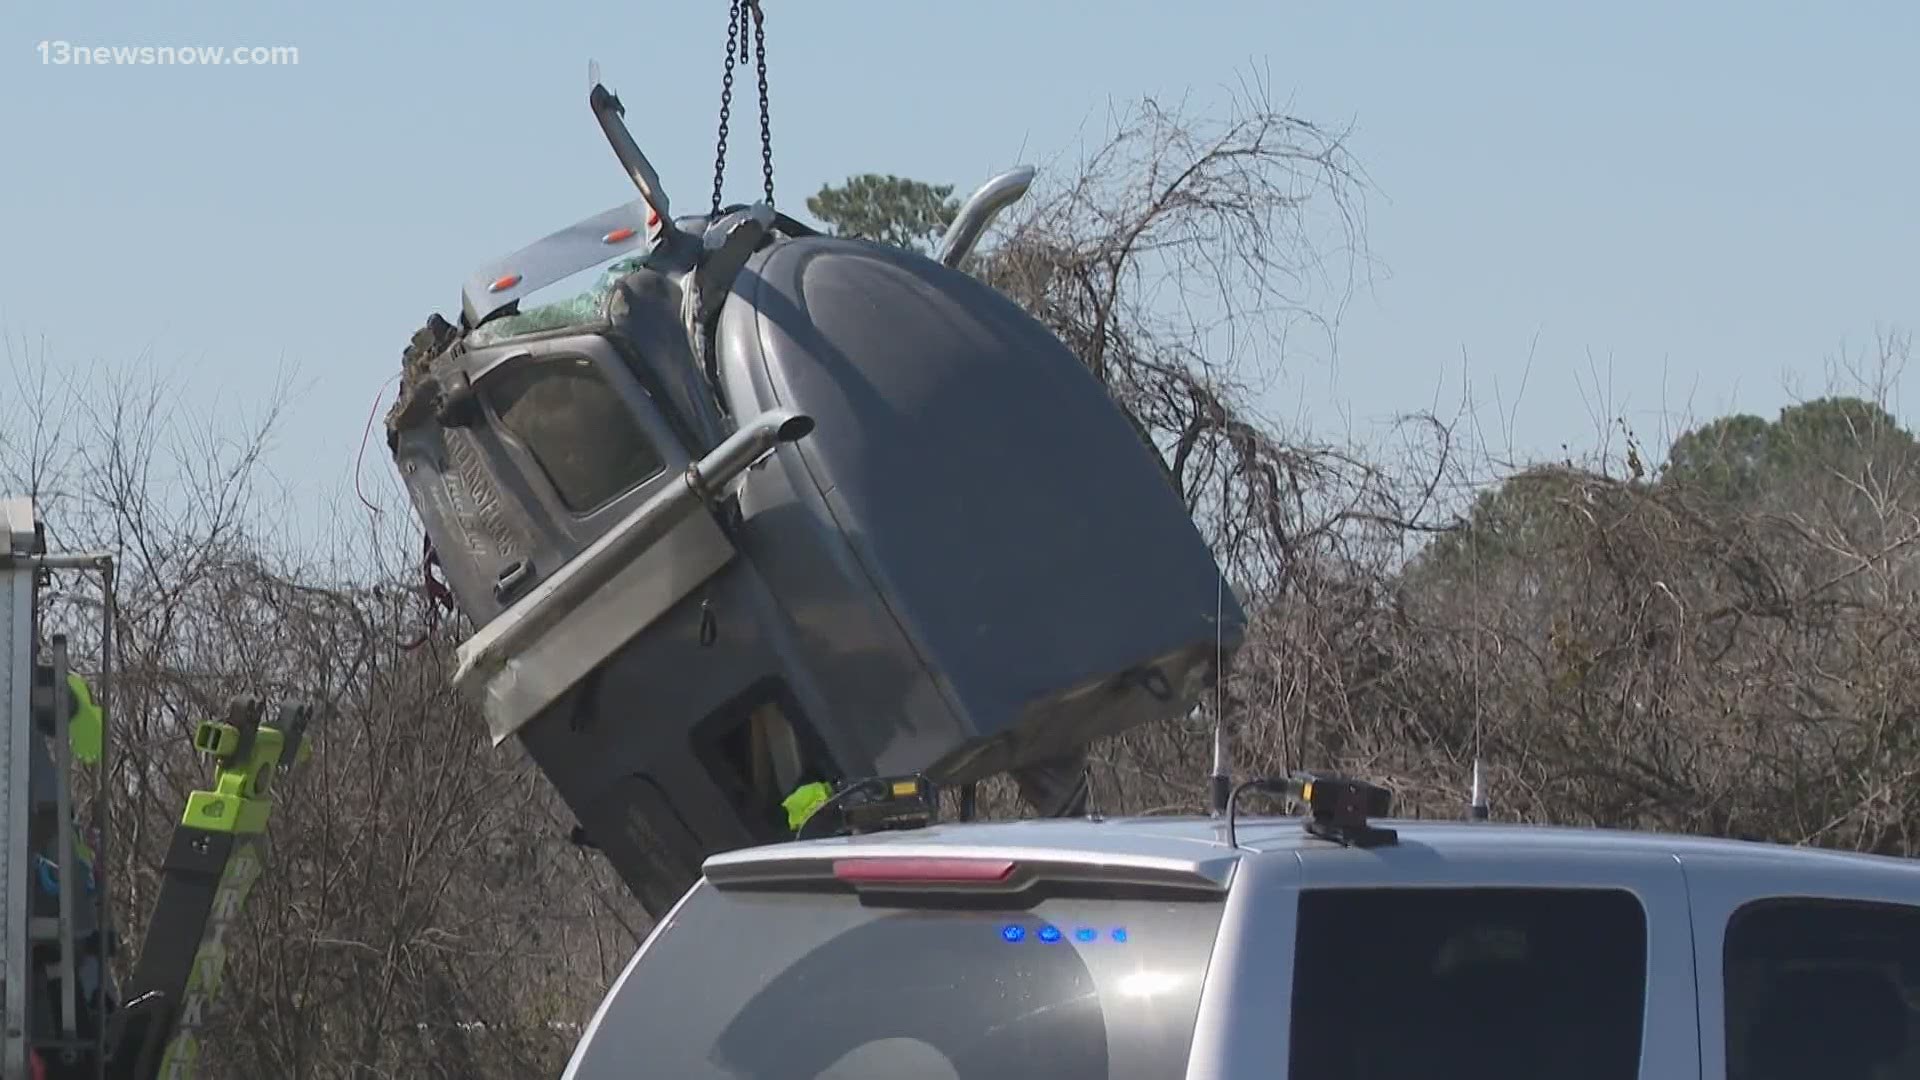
left=36, top=41, right=301, bottom=66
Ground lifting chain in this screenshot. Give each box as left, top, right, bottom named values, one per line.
left=711, top=0, right=775, bottom=216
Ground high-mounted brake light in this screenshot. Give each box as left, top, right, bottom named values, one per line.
left=832, top=857, right=1016, bottom=885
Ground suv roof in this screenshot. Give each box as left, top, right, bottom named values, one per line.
left=703, top=813, right=1920, bottom=891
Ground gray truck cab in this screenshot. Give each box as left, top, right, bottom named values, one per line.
left=386, top=79, right=1245, bottom=919
left=561, top=784, right=1920, bottom=1079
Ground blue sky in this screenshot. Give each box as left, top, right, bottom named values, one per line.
left=4, top=1, right=1917, bottom=520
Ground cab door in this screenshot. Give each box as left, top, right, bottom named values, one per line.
left=457, top=334, right=697, bottom=597
left=392, top=331, right=701, bottom=629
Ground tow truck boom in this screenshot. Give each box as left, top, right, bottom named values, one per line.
left=2, top=496, right=317, bottom=1080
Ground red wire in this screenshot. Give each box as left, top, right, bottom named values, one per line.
left=352, top=371, right=458, bottom=649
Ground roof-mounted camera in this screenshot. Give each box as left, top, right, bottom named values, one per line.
left=1226, top=771, right=1398, bottom=850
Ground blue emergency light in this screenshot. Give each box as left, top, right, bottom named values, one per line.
left=999, top=922, right=1129, bottom=944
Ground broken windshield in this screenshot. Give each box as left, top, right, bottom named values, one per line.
left=469, top=255, right=652, bottom=346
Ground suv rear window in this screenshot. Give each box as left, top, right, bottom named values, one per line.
left=565, top=881, right=1226, bottom=1079
left=1289, top=887, right=1649, bottom=1079
left=1724, top=898, right=1920, bottom=1079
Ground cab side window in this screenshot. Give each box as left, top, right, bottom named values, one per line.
left=1289, top=887, right=1649, bottom=1080
left=484, top=356, right=666, bottom=514
left=1724, top=898, right=1920, bottom=1080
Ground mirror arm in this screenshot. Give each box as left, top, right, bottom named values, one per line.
left=589, top=61, right=678, bottom=244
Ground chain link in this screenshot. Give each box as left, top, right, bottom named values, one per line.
left=712, top=0, right=775, bottom=214
left=709, top=0, right=743, bottom=216
left=754, top=4, right=774, bottom=207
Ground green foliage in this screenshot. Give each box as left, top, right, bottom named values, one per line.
left=1408, top=467, right=1585, bottom=583
left=1661, top=413, right=1772, bottom=499
left=805, top=173, right=961, bottom=254
left=1661, top=396, right=1915, bottom=501
left=1415, top=396, right=1917, bottom=582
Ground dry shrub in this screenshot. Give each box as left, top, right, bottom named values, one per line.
left=6, top=79, right=1915, bottom=1077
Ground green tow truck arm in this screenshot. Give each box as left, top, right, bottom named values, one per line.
left=103, top=697, right=314, bottom=1080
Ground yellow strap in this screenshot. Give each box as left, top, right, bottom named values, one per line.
left=66, top=673, right=101, bottom=765
left=782, top=782, right=834, bottom=833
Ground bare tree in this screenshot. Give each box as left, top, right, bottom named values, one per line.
left=2, top=352, right=650, bottom=1078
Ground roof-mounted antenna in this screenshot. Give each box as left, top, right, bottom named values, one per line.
left=1207, top=572, right=1233, bottom=817
left=1466, top=468, right=1489, bottom=824
left=1208, top=705, right=1231, bottom=817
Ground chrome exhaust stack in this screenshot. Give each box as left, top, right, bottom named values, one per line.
left=937, top=166, right=1036, bottom=269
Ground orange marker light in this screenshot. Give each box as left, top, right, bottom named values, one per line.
left=488, top=274, right=521, bottom=293
left=602, top=227, right=637, bottom=244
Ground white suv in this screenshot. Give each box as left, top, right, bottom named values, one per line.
left=561, top=776, right=1920, bottom=1079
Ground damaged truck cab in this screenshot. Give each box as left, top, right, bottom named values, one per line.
left=384, top=77, right=1245, bottom=916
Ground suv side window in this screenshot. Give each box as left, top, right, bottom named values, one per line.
left=1289, top=887, right=1649, bottom=1080
left=1724, top=898, right=1920, bottom=1080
